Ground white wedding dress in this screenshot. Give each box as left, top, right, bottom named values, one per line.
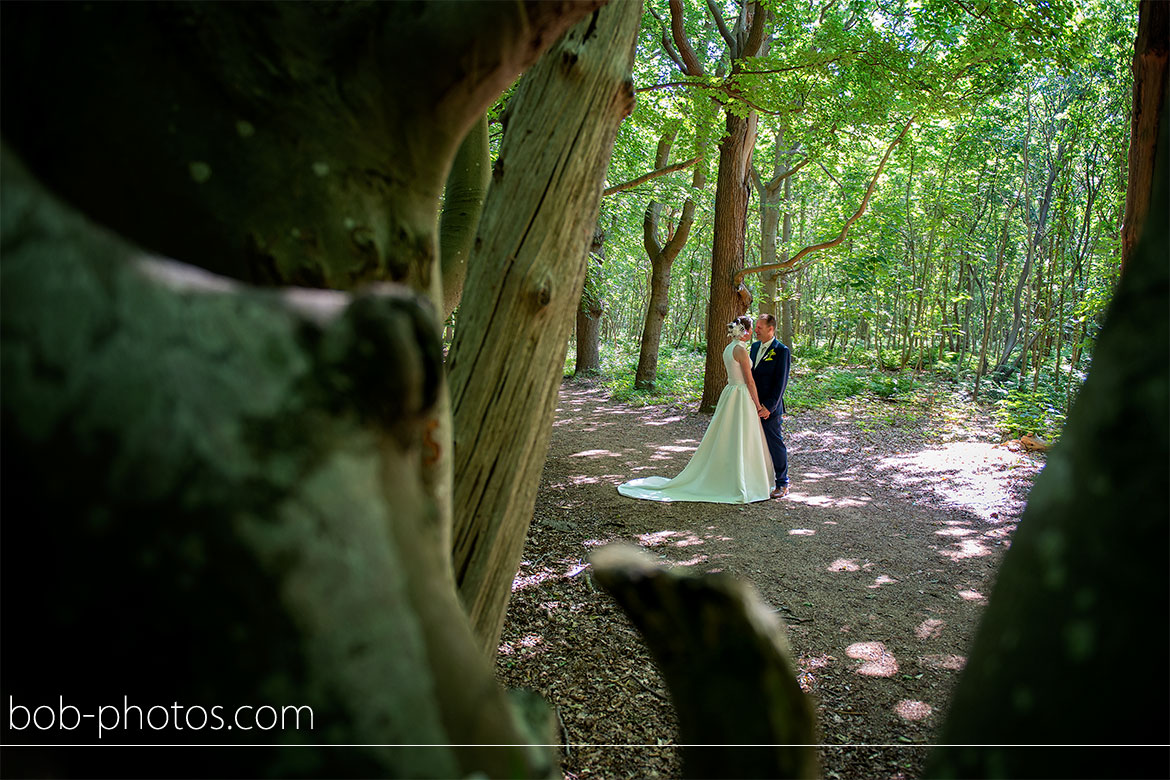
left=618, top=340, right=775, bottom=504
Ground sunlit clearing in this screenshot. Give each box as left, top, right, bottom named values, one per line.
left=895, top=700, right=933, bottom=721
left=918, top=654, right=967, bottom=671
left=958, top=589, right=986, bottom=601
left=868, top=574, right=897, bottom=588
left=789, top=528, right=816, bottom=536
left=915, top=618, right=945, bottom=639
left=846, top=641, right=898, bottom=677
left=828, top=558, right=860, bottom=572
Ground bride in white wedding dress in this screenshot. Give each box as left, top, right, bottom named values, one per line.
left=618, top=316, right=775, bottom=504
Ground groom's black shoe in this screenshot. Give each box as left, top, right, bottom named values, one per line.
left=771, top=485, right=789, bottom=499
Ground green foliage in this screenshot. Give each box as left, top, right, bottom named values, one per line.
left=993, top=387, right=1067, bottom=441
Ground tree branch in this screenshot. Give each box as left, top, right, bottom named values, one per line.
left=736, top=117, right=915, bottom=284
left=705, top=0, right=737, bottom=53
left=669, top=0, right=704, bottom=76
left=603, top=156, right=701, bottom=196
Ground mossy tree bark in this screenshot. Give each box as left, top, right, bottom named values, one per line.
left=0, top=149, right=549, bottom=778
left=448, top=0, right=643, bottom=656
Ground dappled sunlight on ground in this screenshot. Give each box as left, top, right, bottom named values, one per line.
left=895, top=700, right=933, bottom=721
left=869, top=574, right=898, bottom=588
left=915, top=618, right=945, bottom=640
left=788, top=490, right=872, bottom=509
left=789, top=528, right=816, bottom=536
left=828, top=558, right=862, bottom=572
left=846, top=641, right=899, bottom=677
left=570, top=448, right=624, bottom=458
left=876, top=441, right=1041, bottom=522
left=918, top=654, right=967, bottom=671
left=957, top=589, right=986, bottom=601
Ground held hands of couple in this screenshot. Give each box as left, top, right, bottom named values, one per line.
left=757, top=405, right=770, bottom=419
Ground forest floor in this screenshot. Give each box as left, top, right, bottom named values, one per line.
left=495, top=371, right=1047, bottom=779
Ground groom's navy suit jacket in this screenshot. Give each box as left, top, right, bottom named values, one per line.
left=749, top=338, right=792, bottom=415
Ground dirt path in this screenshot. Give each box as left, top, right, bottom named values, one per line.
left=496, top=377, right=1044, bottom=779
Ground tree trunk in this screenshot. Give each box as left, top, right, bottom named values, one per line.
left=0, top=148, right=549, bottom=778
left=700, top=108, right=759, bottom=411
left=1121, top=0, right=1169, bottom=273
left=441, top=114, right=492, bottom=319
left=448, top=1, right=642, bottom=656
left=575, top=227, right=606, bottom=376
left=634, top=133, right=705, bottom=390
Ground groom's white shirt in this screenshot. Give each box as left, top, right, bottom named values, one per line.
left=753, top=339, right=771, bottom=367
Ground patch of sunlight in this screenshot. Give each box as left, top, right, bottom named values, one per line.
left=918, top=654, right=967, bottom=671
left=570, top=448, right=624, bottom=458
left=828, top=558, right=860, bottom=572
left=823, top=520, right=838, bottom=525
left=672, top=535, right=705, bottom=547
left=569, top=474, right=625, bottom=485
left=789, top=528, right=816, bottom=536
left=791, top=492, right=872, bottom=508
left=915, top=618, right=945, bottom=640
left=877, top=441, right=1041, bottom=522
left=637, top=530, right=683, bottom=546
left=511, top=570, right=556, bottom=592
left=644, top=415, right=688, bottom=427
left=958, top=589, right=986, bottom=601
left=935, top=527, right=975, bottom=537
left=939, top=537, right=991, bottom=561
left=895, top=700, right=933, bottom=721
left=671, top=553, right=709, bottom=567
left=564, top=562, right=589, bottom=577
left=868, top=574, right=897, bottom=588
left=846, top=641, right=898, bottom=677
left=800, top=654, right=835, bottom=670
left=581, top=538, right=616, bottom=547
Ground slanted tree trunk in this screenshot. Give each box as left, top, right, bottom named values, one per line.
left=441, top=114, right=492, bottom=319
left=1120, top=0, right=1169, bottom=273
left=575, top=226, right=606, bottom=376
left=448, top=1, right=642, bottom=656
left=634, top=133, right=705, bottom=390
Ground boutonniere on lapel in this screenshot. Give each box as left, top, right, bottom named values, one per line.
left=762, top=351, right=775, bottom=362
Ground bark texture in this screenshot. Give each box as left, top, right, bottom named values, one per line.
left=700, top=108, right=760, bottom=411
left=1121, top=0, right=1169, bottom=273
left=449, top=1, right=643, bottom=655
left=441, top=114, right=492, bottom=319
left=0, top=149, right=550, bottom=778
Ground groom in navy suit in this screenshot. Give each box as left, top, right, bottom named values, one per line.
left=749, top=313, right=792, bottom=498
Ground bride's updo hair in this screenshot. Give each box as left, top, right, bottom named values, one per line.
left=734, top=315, right=752, bottom=332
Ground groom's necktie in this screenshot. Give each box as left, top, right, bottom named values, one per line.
left=754, top=342, right=769, bottom=367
